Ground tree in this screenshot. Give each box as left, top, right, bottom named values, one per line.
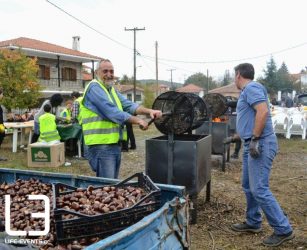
left=222, top=70, right=231, bottom=86
left=184, top=72, right=217, bottom=91
left=0, top=49, right=41, bottom=111
left=120, top=74, right=133, bottom=85
left=259, top=56, right=278, bottom=94
left=277, top=62, right=294, bottom=90
left=142, top=84, right=155, bottom=108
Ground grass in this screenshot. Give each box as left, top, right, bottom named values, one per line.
left=0, top=125, right=161, bottom=176
left=0, top=130, right=305, bottom=175
left=0, top=128, right=306, bottom=249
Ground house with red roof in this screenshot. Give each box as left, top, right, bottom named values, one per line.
left=176, top=83, right=204, bottom=97
left=0, top=36, right=101, bottom=96
left=114, top=84, right=144, bottom=104
left=208, top=83, right=240, bottom=98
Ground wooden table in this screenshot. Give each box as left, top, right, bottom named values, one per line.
left=4, top=121, right=34, bottom=153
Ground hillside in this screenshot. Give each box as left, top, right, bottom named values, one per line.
left=138, top=79, right=183, bottom=88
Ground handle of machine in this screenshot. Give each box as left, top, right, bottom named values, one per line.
left=139, top=111, right=172, bottom=130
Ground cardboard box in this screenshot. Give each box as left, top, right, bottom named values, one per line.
left=27, top=142, right=65, bottom=167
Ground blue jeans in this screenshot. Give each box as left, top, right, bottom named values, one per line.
left=242, top=134, right=292, bottom=235
left=34, top=121, right=40, bottom=134
left=87, top=144, right=121, bottom=179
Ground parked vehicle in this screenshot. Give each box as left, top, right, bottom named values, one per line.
left=0, top=168, right=189, bottom=250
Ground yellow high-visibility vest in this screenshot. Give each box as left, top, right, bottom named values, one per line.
left=39, top=113, right=60, bottom=142
left=60, top=108, right=71, bottom=122
left=79, top=80, right=127, bottom=145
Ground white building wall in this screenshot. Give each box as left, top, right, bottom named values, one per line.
left=301, top=74, right=307, bottom=87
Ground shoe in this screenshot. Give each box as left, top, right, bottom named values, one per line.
left=121, top=148, right=128, bottom=152
left=129, top=146, right=136, bottom=150
left=231, top=153, right=239, bottom=159
left=262, top=231, right=294, bottom=247
left=0, top=157, right=7, bottom=161
left=231, top=222, right=262, bottom=233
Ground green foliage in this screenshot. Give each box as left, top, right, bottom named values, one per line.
left=260, top=56, right=278, bottom=94
left=0, top=49, right=42, bottom=111
left=184, top=72, right=217, bottom=91
left=142, top=84, right=155, bottom=108
left=222, top=70, right=232, bottom=86
left=120, top=74, right=133, bottom=85
left=277, top=62, right=294, bottom=90
left=259, top=57, right=295, bottom=94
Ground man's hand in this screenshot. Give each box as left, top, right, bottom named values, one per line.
left=149, top=110, right=162, bottom=119
left=249, top=138, right=260, bottom=158
left=138, top=120, right=148, bottom=130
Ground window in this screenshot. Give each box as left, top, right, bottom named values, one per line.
left=135, top=94, right=142, bottom=102
left=61, top=67, right=77, bottom=81
left=127, top=93, right=141, bottom=101
left=38, top=65, right=50, bottom=80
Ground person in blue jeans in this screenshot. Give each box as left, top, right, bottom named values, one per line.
left=225, top=63, right=294, bottom=247
left=80, top=59, right=162, bottom=179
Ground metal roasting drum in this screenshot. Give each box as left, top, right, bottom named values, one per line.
left=146, top=91, right=212, bottom=224
left=152, top=91, right=208, bottom=135
left=203, top=93, right=229, bottom=118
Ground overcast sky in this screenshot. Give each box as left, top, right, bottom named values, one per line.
left=0, top=0, right=306, bottom=83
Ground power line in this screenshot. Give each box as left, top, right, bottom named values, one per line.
left=46, top=0, right=132, bottom=51
left=138, top=55, right=155, bottom=74
left=46, top=0, right=307, bottom=67
left=143, top=41, right=307, bottom=64
left=142, top=56, right=198, bottom=74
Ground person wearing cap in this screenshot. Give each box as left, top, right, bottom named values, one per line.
left=79, top=59, right=162, bottom=178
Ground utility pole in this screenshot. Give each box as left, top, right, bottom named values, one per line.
left=155, top=41, right=159, bottom=96
left=167, top=69, right=176, bottom=90
left=207, top=69, right=209, bottom=93
left=125, top=27, right=145, bottom=102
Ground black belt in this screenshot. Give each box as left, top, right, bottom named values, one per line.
left=89, top=142, right=121, bottom=147
left=244, top=136, right=266, bottom=143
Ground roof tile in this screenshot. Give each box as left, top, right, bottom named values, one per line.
left=0, top=37, right=101, bottom=60
left=176, top=83, right=204, bottom=93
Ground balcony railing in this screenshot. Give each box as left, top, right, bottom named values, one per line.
left=38, top=78, right=89, bottom=91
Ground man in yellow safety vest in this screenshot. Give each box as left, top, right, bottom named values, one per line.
left=79, top=59, right=162, bottom=178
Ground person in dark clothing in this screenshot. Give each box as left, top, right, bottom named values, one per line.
left=121, top=122, right=136, bottom=151
left=127, top=122, right=136, bottom=149
left=0, top=88, right=7, bottom=161
left=285, top=96, right=294, bottom=108
left=231, top=140, right=242, bottom=159
left=226, top=98, right=241, bottom=159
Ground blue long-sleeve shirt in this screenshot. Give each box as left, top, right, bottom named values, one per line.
left=83, top=81, right=139, bottom=125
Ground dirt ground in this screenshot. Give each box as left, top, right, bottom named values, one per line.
left=120, top=128, right=307, bottom=250
left=0, top=126, right=306, bottom=250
